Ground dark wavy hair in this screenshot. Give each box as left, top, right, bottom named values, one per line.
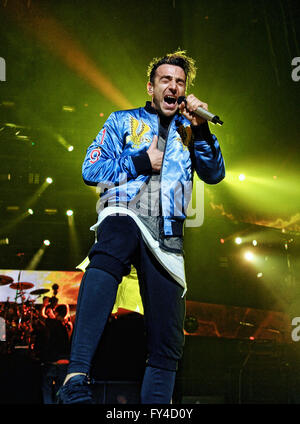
left=147, top=49, right=197, bottom=89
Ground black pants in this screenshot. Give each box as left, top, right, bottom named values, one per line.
left=87, top=214, right=186, bottom=372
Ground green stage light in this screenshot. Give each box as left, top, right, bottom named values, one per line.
left=235, top=237, right=242, bottom=245
left=244, top=251, right=254, bottom=261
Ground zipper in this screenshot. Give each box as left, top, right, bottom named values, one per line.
left=158, top=114, right=173, bottom=237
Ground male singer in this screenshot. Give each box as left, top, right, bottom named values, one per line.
left=58, top=50, right=225, bottom=404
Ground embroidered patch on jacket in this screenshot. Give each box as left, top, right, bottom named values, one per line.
left=89, top=147, right=102, bottom=163
left=126, top=116, right=151, bottom=148
left=177, top=124, right=193, bottom=149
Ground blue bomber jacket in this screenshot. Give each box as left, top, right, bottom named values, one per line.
left=82, top=102, right=225, bottom=239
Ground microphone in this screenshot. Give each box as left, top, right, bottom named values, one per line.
left=177, top=96, right=223, bottom=125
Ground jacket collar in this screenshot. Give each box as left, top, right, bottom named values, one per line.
left=144, top=101, right=182, bottom=126
left=144, top=101, right=158, bottom=115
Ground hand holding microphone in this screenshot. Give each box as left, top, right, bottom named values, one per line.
left=178, top=95, right=223, bottom=126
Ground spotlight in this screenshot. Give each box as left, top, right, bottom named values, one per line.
left=257, top=272, right=263, bottom=278
left=46, top=177, right=53, bottom=184
left=6, top=206, right=19, bottom=212
left=238, top=174, right=246, bottom=181
left=43, top=240, right=51, bottom=246
left=62, top=105, right=75, bottom=112
left=27, top=208, right=34, bottom=215
left=244, top=251, right=254, bottom=261
left=252, top=240, right=258, bottom=246
left=44, top=208, right=58, bottom=215
left=66, top=209, right=73, bottom=216
left=235, top=237, right=242, bottom=245
left=0, top=238, right=9, bottom=245
left=68, top=145, right=74, bottom=152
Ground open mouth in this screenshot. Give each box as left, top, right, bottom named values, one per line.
left=164, top=95, right=177, bottom=105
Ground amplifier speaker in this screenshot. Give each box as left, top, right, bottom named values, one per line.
left=175, top=336, right=293, bottom=404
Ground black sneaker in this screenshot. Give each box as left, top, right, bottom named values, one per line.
left=56, top=374, right=94, bottom=404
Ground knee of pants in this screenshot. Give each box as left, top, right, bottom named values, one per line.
left=147, top=355, right=178, bottom=372
left=87, top=215, right=138, bottom=283
left=147, top=343, right=184, bottom=372
left=87, top=252, right=130, bottom=284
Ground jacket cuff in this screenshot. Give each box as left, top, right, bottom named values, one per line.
left=131, top=151, right=152, bottom=175
left=191, top=121, right=214, bottom=143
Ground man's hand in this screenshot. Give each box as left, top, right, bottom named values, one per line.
left=178, top=94, right=208, bottom=126
left=147, top=135, right=163, bottom=172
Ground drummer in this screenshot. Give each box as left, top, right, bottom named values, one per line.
left=40, top=296, right=51, bottom=319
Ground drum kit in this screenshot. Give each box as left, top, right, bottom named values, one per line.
left=0, top=274, right=50, bottom=352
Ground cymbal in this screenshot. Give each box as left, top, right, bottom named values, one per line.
left=10, top=282, right=34, bottom=290
left=30, top=288, right=49, bottom=295
left=0, top=275, right=13, bottom=286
